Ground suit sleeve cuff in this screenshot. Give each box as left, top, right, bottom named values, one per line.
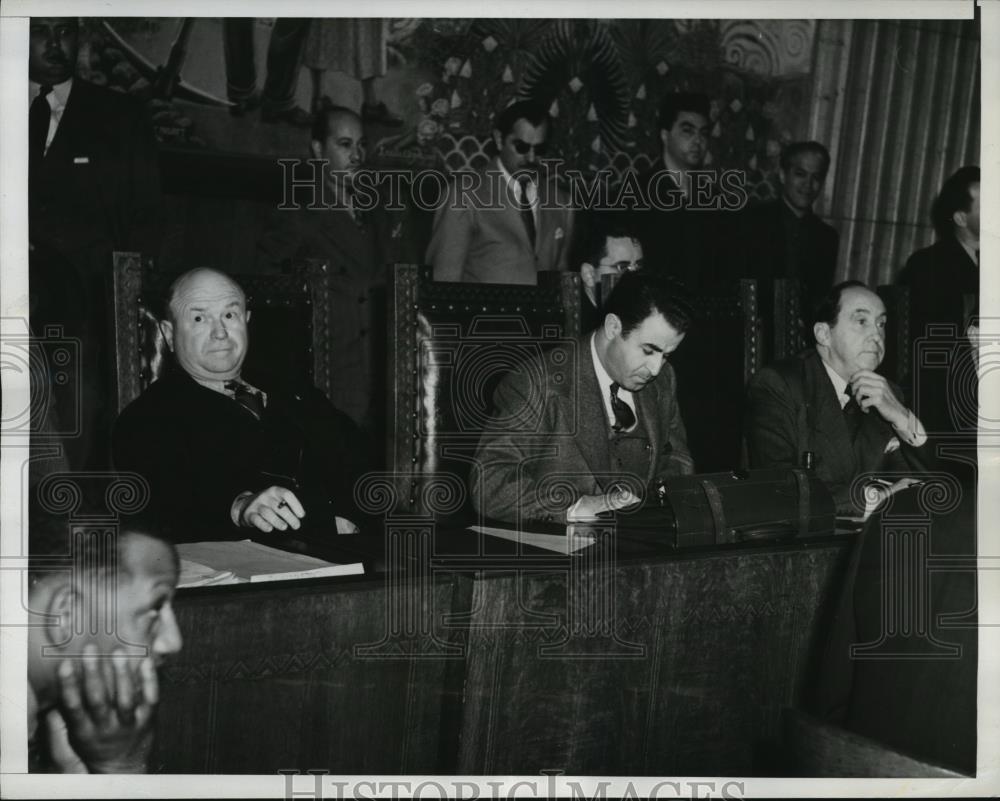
left=893, top=410, right=928, bottom=448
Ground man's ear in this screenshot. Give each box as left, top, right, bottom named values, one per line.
left=603, top=312, right=623, bottom=341
left=492, top=128, right=504, bottom=153
left=778, top=168, right=788, bottom=187
left=813, top=321, right=831, bottom=347
left=953, top=208, right=969, bottom=230
left=159, top=319, right=174, bottom=351
left=659, top=128, right=668, bottom=148
left=245, top=309, right=251, bottom=324
left=44, top=583, right=77, bottom=649
left=309, top=140, right=323, bottom=161
left=580, top=263, right=596, bottom=289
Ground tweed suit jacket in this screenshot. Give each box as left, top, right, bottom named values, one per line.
left=472, top=335, right=694, bottom=524
left=426, top=163, right=574, bottom=284
left=745, top=350, right=928, bottom=515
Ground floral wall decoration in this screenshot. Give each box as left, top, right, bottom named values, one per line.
left=380, top=18, right=819, bottom=202
left=74, top=17, right=819, bottom=203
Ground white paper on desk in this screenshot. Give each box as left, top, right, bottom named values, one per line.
left=176, top=540, right=363, bottom=585
left=468, top=525, right=596, bottom=554
left=178, top=559, right=239, bottom=589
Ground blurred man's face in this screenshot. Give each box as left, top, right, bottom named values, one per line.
left=957, top=182, right=980, bottom=239
left=581, top=237, right=644, bottom=303
left=494, top=118, right=549, bottom=177
left=781, top=151, right=828, bottom=214
left=102, top=533, right=183, bottom=666
left=603, top=311, right=685, bottom=392
left=29, top=18, right=79, bottom=85
left=661, top=111, right=709, bottom=169
left=310, top=112, right=366, bottom=190
left=162, top=270, right=250, bottom=382
left=815, top=286, right=887, bottom=382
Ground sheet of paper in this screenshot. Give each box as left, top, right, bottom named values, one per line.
left=468, top=525, right=596, bottom=554
left=176, top=540, right=363, bottom=585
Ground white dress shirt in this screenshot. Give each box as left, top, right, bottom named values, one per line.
left=591, top=332, right=637, bottom=431
left=29, top=77, right=73, bottom=154
left=496, top=156, right=538, bottom=229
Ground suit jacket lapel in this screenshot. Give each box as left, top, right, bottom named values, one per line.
left=574, top=336, right=612, bottom=480
left=805, top=352, right=856, bottom=478
left=635, top=381, right=661, bottom=482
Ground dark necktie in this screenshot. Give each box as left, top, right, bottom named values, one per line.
left=224, top=379, right=264, bottom=420
left=29, top=84, right=53, bottom=162
left=610, top=382, right=636, bottom=432
left=517, top=176, right=536, bottom=248
left=843, top=385, right=862, bottom=441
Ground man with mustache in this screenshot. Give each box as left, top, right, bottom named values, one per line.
left=472, top=271, right=694, bottom=524
left=112, top=269, right=366, bottom=540
left=745, top=281, right=929, bottom=515
left=28, top=17, right=162, bottom=471
left=426, top=99, right=574, bottom=284
left=27, top=516, right=183, bottom=772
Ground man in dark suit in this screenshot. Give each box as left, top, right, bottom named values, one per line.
left=29, top=17, right=162, bottom=470
left=635, top=92, right=737, bottom=289
left=733, top=140, right=839, bottom=316
left=113, top=269, right=367, bottom=541
left=746, top=281, right=930, bottom=516
left=472, top=272, right=694, bottom=524
left=257, top=103, right=419, bottom=439
left=426, top=99, right=574, bottom=284
left=897, top=165, right=980, bottom=435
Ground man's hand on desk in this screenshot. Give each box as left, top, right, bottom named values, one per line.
left=232, top=486, right=305, bottom=532
left=567, top=487, right=641, bottom=522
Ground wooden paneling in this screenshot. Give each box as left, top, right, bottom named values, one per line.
left=154, top=535, right=850, bottom=775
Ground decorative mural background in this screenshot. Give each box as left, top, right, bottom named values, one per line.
left=78, top=17, right=820, bottom=204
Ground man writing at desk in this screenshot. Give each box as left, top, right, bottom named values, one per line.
left=745, top=281, right=929, bottom=516
left=472, top=272, right=695, bottom=524
left=113, top=268, right=365, bottom=539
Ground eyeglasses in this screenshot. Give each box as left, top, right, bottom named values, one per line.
left=599, top=260, right=644, bottom=274
left=512, top=139, right=549, bottom=156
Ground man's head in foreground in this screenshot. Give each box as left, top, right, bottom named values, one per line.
left=813, top=281, right=887, bottom=383
left=160, top=268, right=250, bottom=384
left=596, top=271, right=692, bottom=392
left=28, top=517, right=183, bottom=712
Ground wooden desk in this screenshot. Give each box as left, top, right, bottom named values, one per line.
left=154, top=529, right=851, bottom=774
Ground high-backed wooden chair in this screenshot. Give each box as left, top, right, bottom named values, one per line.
left=772, top=278, right=809, bottom=361
left=877, top=284, right=912, bottom=389
left=387, top=265, right=581, bottom=518
left=669, top=279, right=762, bottom=472
left=112, top=252, right=333, bottom=411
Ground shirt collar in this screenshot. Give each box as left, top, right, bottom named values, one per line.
left=495, top=156, right=535, bottom=201
left=29, top=77, right=72, bottom=109
left=591, top=332, right=633, bottom=398
left=820, top=356, right=850, bottom=408
left=958, top=238, right=979, bottom=266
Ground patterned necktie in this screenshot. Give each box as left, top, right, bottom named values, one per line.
left=517, top=175, right=536, bottom=248
left=610, top=382, right=636, bottom=432
left=224, top=379, right=264, bottom=420
left=29, top=84, right=53, bottom=162
left=843, top=385, right=862, bottom=441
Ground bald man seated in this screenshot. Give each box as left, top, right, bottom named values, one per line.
left=113, top=268, right=368, bottom=540
left=28, top=516, right=182, bottom=772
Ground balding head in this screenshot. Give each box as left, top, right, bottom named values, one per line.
left=160, top=269, right=250, bottom=383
